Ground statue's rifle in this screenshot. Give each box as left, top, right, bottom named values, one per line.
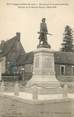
left=38, top=32, right=52, bottom=35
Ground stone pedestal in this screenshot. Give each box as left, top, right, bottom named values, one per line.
left=26, top=48, right=62, bottom=94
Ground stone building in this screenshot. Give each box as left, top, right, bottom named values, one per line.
left=54, top=51, right=74, bottom=82
left=0, top=32, right=25, bottom=80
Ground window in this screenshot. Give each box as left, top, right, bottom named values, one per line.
left=60, top=65, right=65, bottom=75
left=72, top=66, right=74, bottom=75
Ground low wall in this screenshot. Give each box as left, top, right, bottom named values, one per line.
left=0, top=94, right=74, bottom=117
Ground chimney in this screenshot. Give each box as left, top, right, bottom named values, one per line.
left=0, top=40, right=5, bottom=53
left=1, top=40, right=5, bottom=48
left=16, top=32, right=20, bottom=41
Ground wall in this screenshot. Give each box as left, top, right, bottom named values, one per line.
left=0, top=57, right=6, bottom=80
left=55, top=64, right=73, bottom=76
left=25, top=64, right=33, bottom=73
left=55, top=64, right=60, bottom=76
left=1, top=57, right=6, bottom=73
left=7, top=40, right=25, bottom=62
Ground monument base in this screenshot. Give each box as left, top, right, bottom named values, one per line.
left=26, top=76, right=62, bottom=94
left=26, top=47, right=63, bottom=94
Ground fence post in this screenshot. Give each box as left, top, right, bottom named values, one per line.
left=32, top=85, right=38, bottom=100
left=63, top=84, right=68, bottom=98
left=0, top=81, right=5, bottom=93
left=14, top=81, right=19, bottom=96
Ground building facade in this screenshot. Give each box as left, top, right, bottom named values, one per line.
left=54, top=52, right=74, bottom=82
left=0, top=32, right=25, bottom=80
left=0, top=57, right=6, bottom=80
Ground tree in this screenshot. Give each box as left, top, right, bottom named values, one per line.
left=61, top=25, right=73, bottom=52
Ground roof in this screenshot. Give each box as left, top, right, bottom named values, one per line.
left=16, top=51, right=34, bottom=66
left=0, top=34, right=20, bottom=57
left=17, top=51, right=74, bottom=66
left=1, top=37, right=17, bottom=57
left=0, top=32, right=23, bottom=57
left=54, top=51, right=74, bottom=65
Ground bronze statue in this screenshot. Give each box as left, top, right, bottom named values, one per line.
left=38, top=18, right=51, bottom=48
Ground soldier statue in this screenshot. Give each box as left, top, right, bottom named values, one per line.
left=38, top=18, right=51, bottom=48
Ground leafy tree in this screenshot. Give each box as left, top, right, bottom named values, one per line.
left=61, top=25, right=73, bottom=52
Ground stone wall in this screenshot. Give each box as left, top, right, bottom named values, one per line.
left=0, top=95, right=74, bottom=117
left=25, top=64, right=33, bottom=73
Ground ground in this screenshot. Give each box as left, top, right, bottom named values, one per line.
left=0, top=81, right=74, bottom=117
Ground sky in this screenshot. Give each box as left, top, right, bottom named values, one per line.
left=0, top=0, right=74, bottom=52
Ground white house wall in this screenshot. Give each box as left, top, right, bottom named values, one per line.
left=1, top=57, right=6, bottom=73
left=0, top=60, right=1, bottom=80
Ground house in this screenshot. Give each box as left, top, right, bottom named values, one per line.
left=0, top=32, right=25, bottom=80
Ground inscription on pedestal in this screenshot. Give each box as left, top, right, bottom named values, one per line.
left=42, top=56, right=50, bottom=68
left=35, top=55, right=39, bottom=68
left=33, top=49, right=55, bottom=76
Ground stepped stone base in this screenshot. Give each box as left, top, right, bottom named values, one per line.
left=26, top=76, right=63, bottom=94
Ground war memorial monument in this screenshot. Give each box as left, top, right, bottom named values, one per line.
left=0, top=18, right=74, bottom=117
left=26, top=18, right=62, bottom=94
left=24, top=18, right=74, bottom=117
